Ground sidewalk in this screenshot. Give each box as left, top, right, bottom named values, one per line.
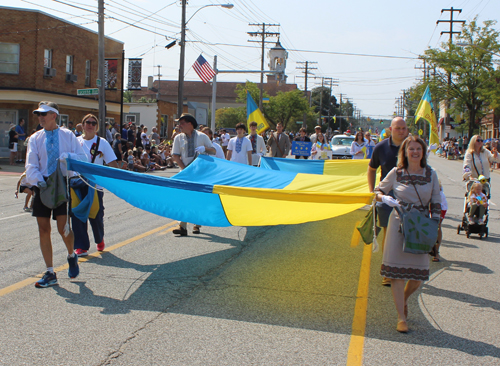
left=0, top=158, right=25, bottom=175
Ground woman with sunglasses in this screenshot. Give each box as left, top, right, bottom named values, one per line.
left=73, top=114, right=118, bottom=257
left=463, top=135, right=500, bottom=181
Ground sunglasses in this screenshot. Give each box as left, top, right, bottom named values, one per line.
left=34, top=112, right=49, bottom=116
left=85, top=121, right=98, bottom=126
left=477, top=139, right=483, bottom=142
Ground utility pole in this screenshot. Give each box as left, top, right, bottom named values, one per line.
left=312, top=76, right=338, bottom=126
left=415, top=58, right=429, bottom=82
left=296, top=61, right=317, bottom=128
left=296, top=61, right=317, bottom=106
left=98, top=0, right=105, bottom=137
left=437, top=7, right=465, bottom=127
left=248, top=23, right=280, bottom=109
left=177, top=0, right=187, bottom=118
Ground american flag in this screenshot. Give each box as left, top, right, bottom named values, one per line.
left=193, top=55, right=216, bottom=83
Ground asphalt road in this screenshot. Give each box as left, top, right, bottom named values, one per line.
left=0, top=155, right=499, bottom=365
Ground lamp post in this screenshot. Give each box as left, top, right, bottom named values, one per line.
left=177, top=2, right=234, bottom=117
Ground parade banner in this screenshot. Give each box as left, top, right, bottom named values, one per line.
left=127, top=59, right=142, bottom=90
left=292, top=141, right=312, bottom=156
left=104, top=59, right=118, bottom=90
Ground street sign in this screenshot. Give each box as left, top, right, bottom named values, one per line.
left=77, top=88, right=99, bottom=96
left=96, top=79, right=101, bottom=87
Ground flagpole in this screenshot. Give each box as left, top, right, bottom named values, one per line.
left=211, top=55, right=217, bottom=133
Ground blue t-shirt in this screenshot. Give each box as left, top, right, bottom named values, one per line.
left=15, top=125, right=26, bottom=141
left=369, top=137, right=401, bottom=182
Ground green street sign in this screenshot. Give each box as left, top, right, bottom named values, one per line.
left=77, top=88, right=99, bottom=96
left=96, top=79, right=101, bottom=87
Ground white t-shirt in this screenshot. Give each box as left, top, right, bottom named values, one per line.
left=172, top=130, right=214, bottom=169
left=77, top=135, right=117, bottom=189
left=141, top=132, right=150, bottom=147
left=221, top=133, right=230, bottom=147
left=212, top=141, right=225, bottom=159
left=227, top=136, right=252, bottom=165
left=77, top=135, right=117, bottom=165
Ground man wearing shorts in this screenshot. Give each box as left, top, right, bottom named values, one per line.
left=25, top=101, right=88, bottom=288
left=367, top=116, right=408, bottom=286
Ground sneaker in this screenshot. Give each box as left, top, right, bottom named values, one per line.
left=469, top=217, right=475, bottom=225
left=192, top=225, right=201, bottom=234
left=75, top=248, right=88, bottom=257
left=478, top=218, right=484, bottom=225
left=67, top=254, right=80, bottom=279
left=23, top=207, right=30, bottom=212
left=35, top=271, right=58, bottom=288
left=172, top=226, right=187, bottom=236
left=96, top=240, right=105, bottom=252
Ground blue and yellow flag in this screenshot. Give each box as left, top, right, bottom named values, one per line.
left=415, top=85, right=439, bottom=149
left=247, top=91, right=269, bottom=134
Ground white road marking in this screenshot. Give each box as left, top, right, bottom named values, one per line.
left=0, top=213, right=28, bottom=221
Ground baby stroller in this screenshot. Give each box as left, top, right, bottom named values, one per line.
left=457, top=178, right=490, bottom=239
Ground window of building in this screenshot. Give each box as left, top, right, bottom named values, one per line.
left=0, top=43, right=20, bottom=74
left=125, top=115, right=136, bottom=124
left=106, top=117, right=115, bottom=125
left=66, top=55, right=73, bottom=74
left=85, top=60, right=91, bottom=86
left=44, top=49, right=52, bottom=68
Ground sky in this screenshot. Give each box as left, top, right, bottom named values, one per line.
left=5, top=0, right=500, bottom=119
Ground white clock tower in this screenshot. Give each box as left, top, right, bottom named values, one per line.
left=267, top=39, right=288, bottom=85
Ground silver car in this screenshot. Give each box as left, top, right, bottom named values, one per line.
left=330, top=134, right=355, bottom=159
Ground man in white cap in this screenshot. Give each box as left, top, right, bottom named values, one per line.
left=25, top=101, right=88, bottom=288
left=171, top=113, right=215, bottom=235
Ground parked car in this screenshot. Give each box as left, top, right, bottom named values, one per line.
left=330, top=134, right=355, bottom=159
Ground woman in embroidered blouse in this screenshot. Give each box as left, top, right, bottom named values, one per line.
left=350, top=131, right=367, bottom=159
left=463, top=135, right=500, bottom=181
left=311, top=133, right=330, bottom=160
left=374, top=135, right=441, bottom=333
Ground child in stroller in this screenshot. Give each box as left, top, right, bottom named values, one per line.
left=468, top=182, right=488, bottom=224
left=458, top=177, right=490, bottom=238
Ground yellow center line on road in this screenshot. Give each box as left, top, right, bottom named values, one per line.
left=0, top=221, right=177, bottom=298
left=346, top=243, right=373, bottom=366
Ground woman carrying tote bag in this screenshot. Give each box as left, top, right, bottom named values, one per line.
left=374, top=135, right=441, bottom=333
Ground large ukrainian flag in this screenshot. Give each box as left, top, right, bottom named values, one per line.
left=67, top=156, right=373, bottom=227
left=247, top=91, right=269, bottom=134
left=415, top=85, right=439, bottom=147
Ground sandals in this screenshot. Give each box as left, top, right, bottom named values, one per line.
left=432, top=256, right=440, bottom=262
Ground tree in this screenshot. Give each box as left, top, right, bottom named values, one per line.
left=263, top=89, right=313, bottom=130
left=235, top=81, right=313, bottom=130
left=311, top=86, right=339, bottom=118
left=423, top=19, right=500, bottom=137
left=123, top=90, right=134, bottom=103
left=215, top=107, right=245, bottom=129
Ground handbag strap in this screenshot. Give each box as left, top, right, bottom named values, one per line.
left=471, top=152, right=482, bottom=177
left=405, top=168, right=429, bottom=215
left=91, top=136, right=101, bottom=164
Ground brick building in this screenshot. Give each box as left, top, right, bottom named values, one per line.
left=0, top=6, right=126, bottom=157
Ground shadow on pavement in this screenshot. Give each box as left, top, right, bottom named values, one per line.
left=53, top=209, right=500, bottom=360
